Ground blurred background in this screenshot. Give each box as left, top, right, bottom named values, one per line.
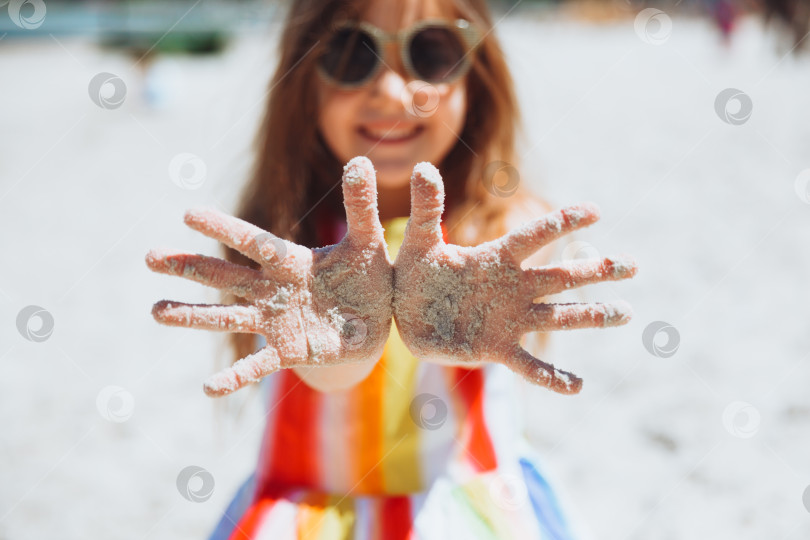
left=1, top=0, right=809, bottom=538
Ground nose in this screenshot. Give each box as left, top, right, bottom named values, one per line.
left=368, top=67, right=408, bottom=110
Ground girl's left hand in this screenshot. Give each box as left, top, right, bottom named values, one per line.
left=393, top=163, right=638, bottom=395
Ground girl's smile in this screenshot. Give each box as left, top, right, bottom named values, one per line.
left=356, top=122, right=425, bottom=144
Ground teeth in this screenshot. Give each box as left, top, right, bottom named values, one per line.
left=363, top=126, right=419, bottom=140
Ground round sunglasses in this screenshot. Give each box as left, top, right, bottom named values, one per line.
left=317, top=18, right=481, bottom=89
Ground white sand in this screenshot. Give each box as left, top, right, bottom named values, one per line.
left=1, top=10, right=810, bottom=540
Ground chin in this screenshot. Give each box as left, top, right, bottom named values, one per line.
left=371, top=163, right=413, bottom=190
left=375, top=177, right=411, bottom=190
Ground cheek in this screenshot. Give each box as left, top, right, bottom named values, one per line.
left=318, top=91, right=359, bottom=162
left=442, top=86, right=466, bottom=135
left=427, top=85, right=467, bottom=159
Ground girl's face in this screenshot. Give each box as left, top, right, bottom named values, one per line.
left=317, top=0, right=467, bottom=191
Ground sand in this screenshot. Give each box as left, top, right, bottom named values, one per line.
left=2, top=13, right=810, bottom=540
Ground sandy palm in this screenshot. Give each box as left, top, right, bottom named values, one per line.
left=146, top=157, right=392, bottom=397
left=393, top=162, right=638, bottom=395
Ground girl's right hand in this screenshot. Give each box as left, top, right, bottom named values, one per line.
left=145, top=157, right=393, bottom=397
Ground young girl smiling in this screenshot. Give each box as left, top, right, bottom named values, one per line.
left=146, top=0, right=638, bottom=537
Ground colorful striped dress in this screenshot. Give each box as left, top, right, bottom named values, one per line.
left=208, top=216, right=586, bottom=540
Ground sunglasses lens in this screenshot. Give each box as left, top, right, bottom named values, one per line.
left=409, top=27, right=467, bottom=82
left=320, top=28, right=379, bottom=85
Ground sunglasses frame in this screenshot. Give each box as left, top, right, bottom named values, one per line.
left=317, top=18, right=482, bottom=89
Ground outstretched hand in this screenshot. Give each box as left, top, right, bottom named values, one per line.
left=147, top=157, right=637, bottom=397
left=146, top=157, right=392, bottom=397
left=392, top=162, right=637, bottom=395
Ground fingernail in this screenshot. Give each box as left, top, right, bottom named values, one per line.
left=412, top=162, right=442, bottom=189
left=344, top=156, right=374, bottom=186
left=606, top=255, right=638, bottom=278
left=603, top=301, right=633, bottom=326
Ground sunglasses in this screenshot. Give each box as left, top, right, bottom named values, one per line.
left=317, top=18, right=481, bottom=89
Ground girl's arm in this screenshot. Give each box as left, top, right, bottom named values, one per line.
left=291, top=361, right=378, bottom=392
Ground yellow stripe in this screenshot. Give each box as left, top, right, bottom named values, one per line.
left=383, top=217, right=409, bottom=261
left=380, top=320, right=422, bottom=492
left=459, top=478, right=514, bottom=539
left=296, top=493, right=356, bottom=540
left=381, top=217, right=423, bottom=493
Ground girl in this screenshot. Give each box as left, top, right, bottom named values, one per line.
left=146, top=0, right=637, bottom=537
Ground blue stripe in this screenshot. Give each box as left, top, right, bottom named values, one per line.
left=207, top=472, right=256, bottom=540
left=519, top=457, right=575, bottom=540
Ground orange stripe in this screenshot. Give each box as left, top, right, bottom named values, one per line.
left=296, top=492, right=330, bottom=539
left=259, top=370, right=321, bottom=495
left=350, top=345, right=388, bottom=493
left=453, top=368, right=498, bottom=472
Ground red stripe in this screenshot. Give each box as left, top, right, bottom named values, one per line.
left=380, top=496, right=413, bottom=539
left=256, top=370, right=321, bottom=496
left=228, top=498, right=279, bottom=540
left=443, top=217, right=497, bottom=471
left=453, top=368, right=498, bottom=472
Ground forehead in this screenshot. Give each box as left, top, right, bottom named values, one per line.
left=361, top=0, right=457, bottom=32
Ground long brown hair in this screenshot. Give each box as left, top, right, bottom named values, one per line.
left=222, top=0, right=548, bottom=366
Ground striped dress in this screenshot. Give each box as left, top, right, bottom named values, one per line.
left=208, top=216, right=586, bottom=540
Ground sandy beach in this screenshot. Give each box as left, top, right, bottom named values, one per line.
left=1, top=6, right=809, bottom=539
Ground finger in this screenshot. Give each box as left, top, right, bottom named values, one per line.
left=203, top=346, right=292, bottom=397
left=151, top=300, right=261, bottom=333
left=342, top=156, right=384, bottom=244
left=526, top=255, right=638, bottom=297
left=500, top=346, right=582, bottom=395
left=525, top=301, right=632, bottom=332
left=145, top=248, right=264, bottom=300
left=184, top=207, right=288, bottom=265
left=405, top=161, right=445, bottom=246
left=499, top=202, right=600, bottom=264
